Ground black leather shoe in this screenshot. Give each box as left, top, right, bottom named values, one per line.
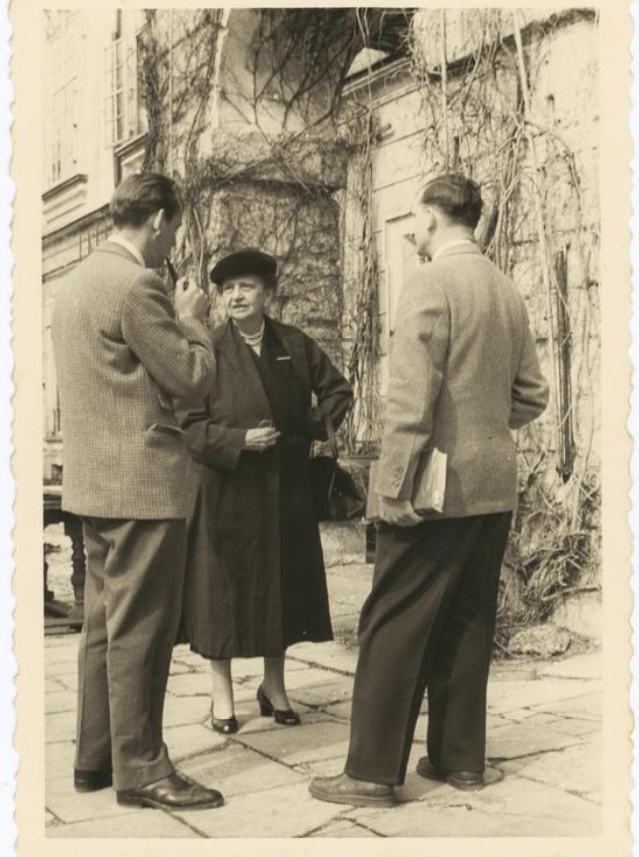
left=416, top=757, right=447, bottom=782
left=74, top=769, right=113, bottom=793
left=116, top=772, right=224, bottom=810
left=447, top=771, right=484, bottom=791
left=309, top=773, right=396, bottom=808
left=257, top=685, right=301, bottom=726
left=211, top=706, right=239, bottom=735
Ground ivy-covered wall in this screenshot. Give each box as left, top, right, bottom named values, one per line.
left=339, top=8, right=601, bottom=643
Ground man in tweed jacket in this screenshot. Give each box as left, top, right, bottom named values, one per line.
left=52, top=173, right=223, bottom=810
left=311, top=174, right=549, bottom=807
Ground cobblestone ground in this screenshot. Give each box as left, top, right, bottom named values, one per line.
left=44, top=525, right=601, bottom=838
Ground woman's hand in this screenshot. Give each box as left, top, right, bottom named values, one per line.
left=244, top=426, right=281, bottom=452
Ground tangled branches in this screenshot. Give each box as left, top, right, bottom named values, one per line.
left=342, top=112, right=383, bottom=453
left=407, top=9, right=600, bottom=645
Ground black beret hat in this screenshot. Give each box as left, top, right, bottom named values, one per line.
left=210, top=248, right=277, bottom=285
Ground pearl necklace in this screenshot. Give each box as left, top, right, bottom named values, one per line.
left=237, top=319, right=265, bottom=352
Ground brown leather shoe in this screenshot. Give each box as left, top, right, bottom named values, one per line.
left=117, top=772, right=224, bottom=810
left=74, top=769, right=113, bottom=793
left=417, top=757, right=484, bottom=791
left=309, top=772, right=396, bottom=808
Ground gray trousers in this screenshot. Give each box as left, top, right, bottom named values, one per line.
left=75, top=517, right=186, bottom=790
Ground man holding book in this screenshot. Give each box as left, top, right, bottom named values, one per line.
left=310, top=174, right=549, bottom=807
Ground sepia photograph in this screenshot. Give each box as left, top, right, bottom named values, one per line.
left=9, top=2, right=632, bottom=852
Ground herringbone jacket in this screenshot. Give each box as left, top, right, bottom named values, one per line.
left=52, top=240, right=214, bottom=519
left=375, top=242, right=549, bottom=518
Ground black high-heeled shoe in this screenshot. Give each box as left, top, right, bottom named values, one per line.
left=211, top=704, right=239, bottom=735
left=257, top=685, right=301, bottom=726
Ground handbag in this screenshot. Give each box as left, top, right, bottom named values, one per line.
left=309, top=409, right=365, bottom=522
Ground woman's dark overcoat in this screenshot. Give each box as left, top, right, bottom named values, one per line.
left=179, top=316, right=353, bottom=659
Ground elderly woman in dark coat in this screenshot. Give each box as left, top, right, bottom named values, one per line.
left=179, top=249, right=353, bottom=734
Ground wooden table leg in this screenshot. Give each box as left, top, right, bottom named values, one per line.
left=44, top=551, right=55, bottom=604
left=64, top=518, right=86, bottom=625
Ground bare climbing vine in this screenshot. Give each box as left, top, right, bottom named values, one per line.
left=135, top=8, right=600, bottom=648
left=407, top=9, right=600, bottom=647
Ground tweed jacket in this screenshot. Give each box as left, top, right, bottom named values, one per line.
left=375, top=243, right=549, bottom=518
left=52, top=240, right=214, bottom=520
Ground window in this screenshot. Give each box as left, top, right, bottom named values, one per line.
left=375, top=212, right=421, bottom=397
left=104, top=25, right=147, bottom=149
left=45, top=13, right=81, bottom=187
left=385, top=213, right=419, bottom=335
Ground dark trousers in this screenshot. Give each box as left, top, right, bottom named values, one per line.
left=75, top=517, right=186, bottom=790
left=345, top=512, right=512, bottom=786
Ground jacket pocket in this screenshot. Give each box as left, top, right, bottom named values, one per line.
left=146, top=422, right=186, bottom=448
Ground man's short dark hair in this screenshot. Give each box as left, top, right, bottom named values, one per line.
left=110, top=172, right=183, bottom=228
left=419, top=174, right=483, bottom=228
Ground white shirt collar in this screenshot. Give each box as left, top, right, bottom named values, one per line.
left=109, top=234, right=146, bottom=268
left=432, top=238, right=476, bottom=262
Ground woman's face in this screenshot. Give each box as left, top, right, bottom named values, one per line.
left=220, top=274, right=270, bottom=324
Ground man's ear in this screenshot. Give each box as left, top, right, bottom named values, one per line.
left=425, top=205, right=438, bottom=233
left=152, top=209, right=166, bottom=233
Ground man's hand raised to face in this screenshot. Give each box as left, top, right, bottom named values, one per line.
left=175, top=277, right=209, bottom=321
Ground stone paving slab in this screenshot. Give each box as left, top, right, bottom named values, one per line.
left=325, top=694, right=430, bottom=722
left=43, top=661, right=80, bottom=678
left=45, top=644, right=79, bottom=665
left=529, top=691, right=601, bottom=722
left=45, top=772, right=140, bottom=824
left=308, top=818, right=382, bottom=837
left=46, top=810, right=200, bottom=838
left=166, top=672, right=211, bottom=697
left=165, top=723, right=227, bottom=762
left=53, top=672, right=78, bottom=693
left=45, top=677, right=67, bottom=694
left=45, top=690, right=77, bottom=715
left=236, top=719, right=351, bottom=767
left=179, top=743, right=306, bottom=797
left=264, top=666, right=347, bottom=691
left=46, top=710, right=77, bottom=745
left=173, top=782, right=346, bottom=838
left=486, top=720, right=585, bottom=762
left=288, top=678, right=354, bottom=708
left=486, top=679, right=602, bottom=715
left=550, top=717, right=601, bottom=737
left=45, top=740, right=76, bottom=780
left=500, top=739, right=602, bottom=799
left=163, top=694, right=211, bottom=728
left=536, top=652, right=602, bottom=680
left=289, top=649, right=359, bottom=674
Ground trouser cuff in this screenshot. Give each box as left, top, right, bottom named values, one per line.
left=345, top=757, right=402, bottom=787
left=113, top=755, right=175, bottom=791
left=440, top=756, right=485, bottom=773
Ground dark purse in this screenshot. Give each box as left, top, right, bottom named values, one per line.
left=309, top=409, right=365, bottom=522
